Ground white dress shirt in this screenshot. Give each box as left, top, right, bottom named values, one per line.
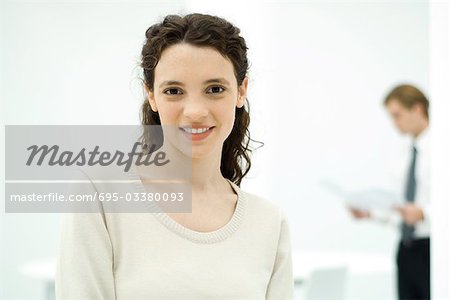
left=370, top=126, right=430, bottom=239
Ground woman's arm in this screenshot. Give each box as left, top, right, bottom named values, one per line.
left=265, top=209, right=294, bottom=300
left=55, top=172, right=116, bottom=300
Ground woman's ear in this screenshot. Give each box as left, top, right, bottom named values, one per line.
left=144, top=83, right=158, bottom=112
left=237, top=76, right=249, bottom=108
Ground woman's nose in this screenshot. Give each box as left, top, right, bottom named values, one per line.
left=183, top=98, right=209, bottom=120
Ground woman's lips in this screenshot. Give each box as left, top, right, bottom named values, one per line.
left=179, top=126, right=215, bottom=142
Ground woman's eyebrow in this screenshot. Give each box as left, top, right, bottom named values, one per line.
left=203, top=78, right=231, bottom=85
left=160, top=80, right=184, bottom=87
left=160, top=78, right=230, bottom=87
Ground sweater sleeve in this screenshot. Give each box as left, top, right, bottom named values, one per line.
left=55, top=174, right=116, bottom=300
left=265, top=208, right=294, bottom=300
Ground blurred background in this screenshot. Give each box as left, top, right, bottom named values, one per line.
left=1, top=0, right=449, bottom=299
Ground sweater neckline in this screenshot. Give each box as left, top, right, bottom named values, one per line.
left=127, top=165, right=247, bottom=244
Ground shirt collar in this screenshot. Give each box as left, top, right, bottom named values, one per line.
left=412, top=125, right=429, bottom=152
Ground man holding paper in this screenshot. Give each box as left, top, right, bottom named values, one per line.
left=349, top=84, right=430, bottom=300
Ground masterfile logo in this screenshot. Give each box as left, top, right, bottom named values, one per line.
left=4, top=125, right=192, bottom=213
left=25, top=142, right=170, bottom=172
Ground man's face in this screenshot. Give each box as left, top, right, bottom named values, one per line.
left=385, top=99, right=421, bottom=134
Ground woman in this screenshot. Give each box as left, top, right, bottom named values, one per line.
left=55, top=13, right=293, bottom=299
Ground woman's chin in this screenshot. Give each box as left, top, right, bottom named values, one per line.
left=190, top=148, right=213, bottom=160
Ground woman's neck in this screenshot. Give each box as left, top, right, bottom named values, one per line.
left=190, top=153, right=226, bottom=192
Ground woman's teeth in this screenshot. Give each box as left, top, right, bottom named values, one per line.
left=182, top=127, right=211, bottom=134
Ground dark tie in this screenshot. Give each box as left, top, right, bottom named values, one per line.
left=401, top=145, right=417, bottom=243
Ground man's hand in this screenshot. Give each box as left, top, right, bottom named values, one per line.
left=395, top=203, right=424, bottom=225
left=348, top=206, right=371, bottom=219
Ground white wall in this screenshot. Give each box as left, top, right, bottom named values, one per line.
left=430, top=1, right=450, bottom=299
left=1, top=1, right=443, bottom=300
left=237, top=2, right=429, bottom=299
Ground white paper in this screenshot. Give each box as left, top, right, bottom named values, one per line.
left=346, top=188, right=403, bottom=211
left=320, top=180, right=403, bottom=211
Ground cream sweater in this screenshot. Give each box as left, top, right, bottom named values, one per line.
left=55, top=169, right=294, bottom=299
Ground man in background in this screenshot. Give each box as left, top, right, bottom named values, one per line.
left=350, top=84, right=430, bottom=300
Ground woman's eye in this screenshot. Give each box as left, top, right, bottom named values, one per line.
left=164, top=88, right=182, bottom=95
left=207, top=86, right=225, bottom=94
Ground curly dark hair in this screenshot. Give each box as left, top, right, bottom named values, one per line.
left=140, top=13, right=262, bottom=187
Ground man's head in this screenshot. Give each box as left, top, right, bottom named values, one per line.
left=384, top=84, right=429, bottom=136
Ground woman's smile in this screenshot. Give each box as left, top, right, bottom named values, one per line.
left=179, top=125, right=215, bottom=142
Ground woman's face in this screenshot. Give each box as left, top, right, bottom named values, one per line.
left=145, top=43, right=248, bottom=159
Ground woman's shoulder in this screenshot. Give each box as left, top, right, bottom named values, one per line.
left=240, top=188, right=287, bottom=224
left=237, top=188, right=290, bottom=242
